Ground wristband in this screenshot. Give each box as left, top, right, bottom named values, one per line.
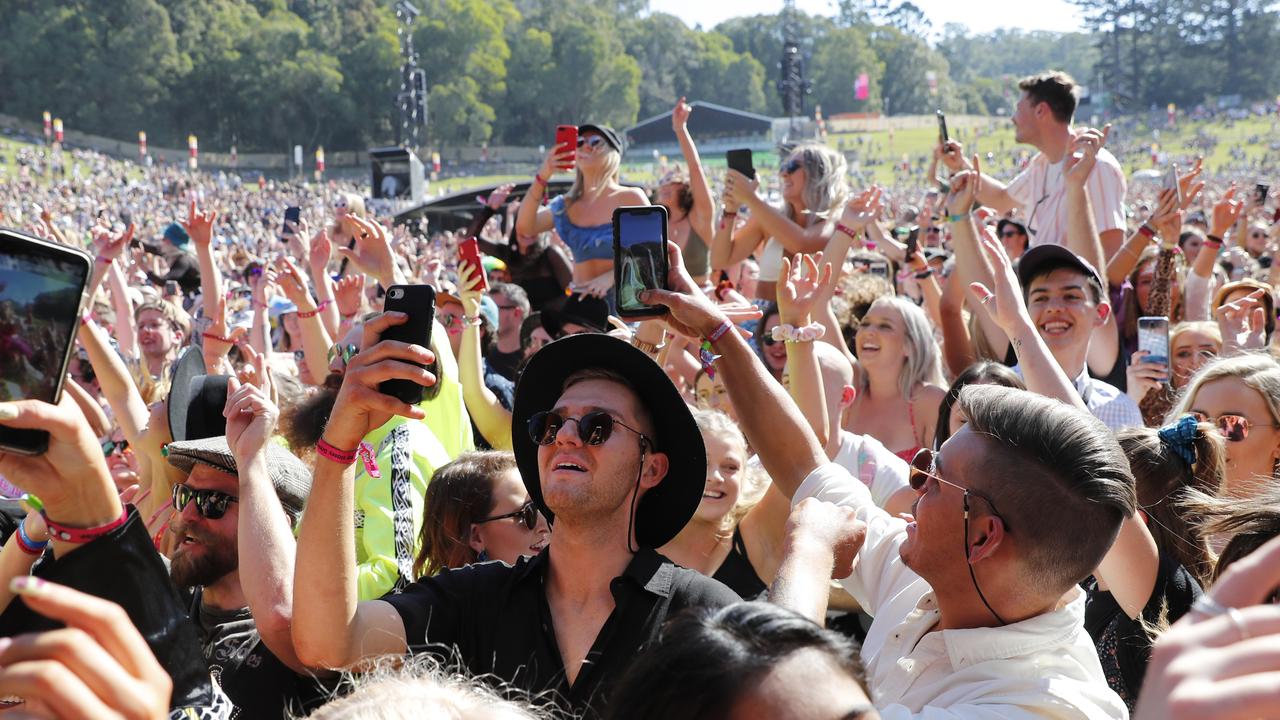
left=914, top=269, right=935, bottom=280
left=202, top=331, right=232, bottom=344
left=1205, top=234, right=1223, bottom=247
left=534, top=174, right=548, bottom=188
left=631, top=337, right=663, bottom=355
left=707, top=320, right=733, bottom=343
left=461, top=315, right=484, bottom=328
left=42, top=507, right=128, bottom=544
left=835, top=223, right=859, bottom=238
left=698, top=320, right=733, bottom=381
left=94, top=255, right=113, bottom=265
left=945, top=213, right=968, bottom=224
left=316, top=437, right=357, bottom=465
left=297, top=300, right=330, bottom=319
left=15, top=521, right=48, bottom=556
left=770, top=322, right=826, bottom=343
left=1137, top=223, right=1156, bottom=240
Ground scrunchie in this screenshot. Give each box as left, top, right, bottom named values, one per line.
left=770, top=322, right=826, bottom=343
left=1158, top=414, right=1200, bottom=468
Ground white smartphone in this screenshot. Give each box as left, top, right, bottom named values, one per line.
left=1162, top=165, right=1182, bottom=207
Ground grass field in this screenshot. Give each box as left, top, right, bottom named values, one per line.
left=5, top=113, right=1277, bottom=193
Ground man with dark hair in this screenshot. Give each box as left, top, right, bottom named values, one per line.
left=642, top=242, right=1131, bottom=717
left=488, top=282, right=530, bottom=380
left=292, top=314, right=738, bottom=718
left=940, top=70, right=1127, bottom=257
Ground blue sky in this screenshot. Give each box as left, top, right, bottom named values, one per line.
left=648, top=0, right=1085, bottom=37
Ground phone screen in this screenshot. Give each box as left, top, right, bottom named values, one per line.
left=614, top=207, right=669, bottom=316
left=281, top=206, right=301, bottom=240
left=1256, top=184, right=1270, bottom=205
left=1137, top=316, right=1170, bottom=377
left=936, top=110, right=948, bottom=145
left=0, top=234, right=90, bottom=452
left=1163, top=166, right=1182, bottom=206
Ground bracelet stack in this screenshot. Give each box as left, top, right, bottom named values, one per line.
left=698, top=320, right=733, bottom=380
left=15, top=521, right=48, bottom=555
left=42, top=507, right=128, bottom=544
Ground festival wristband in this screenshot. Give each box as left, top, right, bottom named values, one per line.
left=914, top=269, right=935, bottom=280
left=945, top=213, right=968, bottom=224
left=94, top=255, right=113, bottom=265
left=42, top=507, right=128, bottom=544
left=835, top=223, right=859, bottom=238
left=297, top=300, right=331, bottom=319
left=202, top=331, right=232, bottom=344
left=15, top=521, right=48, bottom=556
left=534, top=174, right=548, bottom=188
left=1205, top=234, right=1223, bottom=247
left=316, top=437, right=357, bottom=465
left=1137, top=224, right=1156, bottom=240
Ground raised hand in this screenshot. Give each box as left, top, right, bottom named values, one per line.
left=486, top=183, right=515, bottom=211
left=839, top=186, right=884, bottom=232
left=458, top=260, right=485, bottom=316
left=777, top=253, right=835, bottom=327
left=1178, top=157, right=1205, bottom=210
left=223, top=377, right=279, bottom=464
left=1064, top=124, right=1109, bottom=188
left=337, top=215, right=398, bottom=286
left=723, top=169, right=759, bottom=211
left=274, top=257, right=314, bottom=309
left=672, top=96, right=693, bottom=132
left=939, top=139, right=971, bottom=173
left=92, top=223, right=135, bottom=262
left=1126, top=350, right=1167, bottom=404
left=334, top=273, right=365, bottom=319
left=944, top=154, right=982, bottom=216
left=539, top=140, right=575, bottom=180
left=183, top=200, right=217, bottom=249
left=1210, top=184, right=1244, bottom=238
left=1215, top=289, right=1267, bottom=355
left=1148, top=188, right=1183, bottom=244
left=308, top=225, right=332, bottom=274
left=969, top=223, right=1034, bottom=338
left=640, top=242, right=761, bottom=341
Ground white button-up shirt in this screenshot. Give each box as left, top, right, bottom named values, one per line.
left=795, top=463, right=1128, bottom=719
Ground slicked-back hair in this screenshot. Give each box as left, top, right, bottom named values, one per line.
left=605, top=602, right=868, bottom=720
left=957, top=385, right=1136, bottom=595
left=1018, top=71, right=1077, bottom=124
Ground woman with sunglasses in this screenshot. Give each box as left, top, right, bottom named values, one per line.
left=517, top=124, right=649, bottom=304
left=1167, top=353, right=1280, bottom=498
left=712, top=143, right=848, bottom=302
left=416, top=451, right=550, bottom=576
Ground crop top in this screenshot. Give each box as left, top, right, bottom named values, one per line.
left=548, top=195, right=614, bottom=262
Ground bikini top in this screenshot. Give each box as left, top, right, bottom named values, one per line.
left=548, top=195, right=614, bottom=262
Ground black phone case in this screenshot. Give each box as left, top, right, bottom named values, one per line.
left=937, top=110, right=949, bottom=144
left=726, top=149, right=756, bottom=180
left=0, top=229, right=92, bottom=454
left=379, top=285, right=436, bottom=406
left=613, top=206, right=669, bottom=318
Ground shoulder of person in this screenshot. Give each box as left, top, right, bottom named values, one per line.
left=396, top=554, right=529, bottom=601
left=618, top=186, right=650, bottom=204
left=666, top=560, right=742, bottom=607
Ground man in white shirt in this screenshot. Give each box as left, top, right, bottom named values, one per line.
left=941, top=71, right=1127, bottom=258
left=643, top=254, right=1133, bottom=719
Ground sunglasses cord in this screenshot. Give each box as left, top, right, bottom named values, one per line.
left=626, top=446, right=645, bottom=555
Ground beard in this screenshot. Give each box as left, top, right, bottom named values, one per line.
left=169, top=524, right=238, bottom=589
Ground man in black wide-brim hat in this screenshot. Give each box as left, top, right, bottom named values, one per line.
left=292, top=311, right=738, bottom=719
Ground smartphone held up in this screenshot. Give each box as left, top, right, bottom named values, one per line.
left=0, top=228, right=92, bottom=454
left=1137, top=316, right=1171, bottom=382
left=380, top=285, right=437, bottom=406
left=613, top=206, right=670, bottom=317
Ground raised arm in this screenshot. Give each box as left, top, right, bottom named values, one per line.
left=185, top=201, right=223, bottom=325
left=78, top=318, right=148, bottom=444
left=458, top=261, right=513, bottom=450
left=293, top=313, right=432, bottom=669
left=943, top=155, right=1006, bottom=358
left=105, top=259, right=137, bottom=358
left=86, top=223, right=134, bottom=299
left=778, top=254, right=834, bottom=449
left=940, top=139, right=1017, bottom=213
left=1063, top=126, right=1110, bottom=289
left=302, top=222, right=341, bottom=339
left=672, top=98, right=717, bottom=244
left=275, top=257, right=334, bottom=386
left=734, top=172, right=833, bottom=256
left=517, top=146, right=571, bottom=237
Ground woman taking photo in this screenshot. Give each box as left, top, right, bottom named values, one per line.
left=654, top=98, right=716, bottom=287
left=471, top=184, right=572, bottom=311
left=711, top=143, right=848, bottom=302
left=1128, top=321, right=1222, bottom=425
left=843, top=296, right=946, bottom=462
left=517, top=124, right=648, bottom=304
left=415, top=451, right=550, bottom=577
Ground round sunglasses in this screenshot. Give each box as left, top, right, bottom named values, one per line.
left=780, top=158, right=803, bottom=175
left=1191, top=412, right=1280, bottom=442
left=475, top=500, right=539, bottom=531
left=172, top=485, right=239, bottom=520
left=527, top=410, right=649, bottom=449
left=101, top=438, right=130, bottom=457
left=577, top=135, right=606, bottom=150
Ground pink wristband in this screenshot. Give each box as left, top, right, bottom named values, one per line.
left=707, top=320, right=733, bottom=343
left=43, top=507, right=128, bottom=544
left=316, top=437, right=357, bottom=465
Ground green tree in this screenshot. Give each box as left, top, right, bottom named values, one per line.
left=809, top=26, right=883, bottom=114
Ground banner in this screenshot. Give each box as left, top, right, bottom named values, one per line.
left=855, top=73, right=870, bottom=101
left=188, top=135, right=198, bottom=170
left=138, top=131, right=147, bottom=157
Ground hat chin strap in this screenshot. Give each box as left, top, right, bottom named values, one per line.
left=626, top=445, right=645, bottom=554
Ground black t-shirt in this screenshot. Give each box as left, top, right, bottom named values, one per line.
left=1083, top=551, right=1201, bottom=712
left=486, top=345, right=524, bottom=382
left=190, top=588, right=329, bottom=719
left=382, top=548, right=740, bottom=719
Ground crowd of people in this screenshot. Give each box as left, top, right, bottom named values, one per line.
left=0, top=73, right=1278, bottom=719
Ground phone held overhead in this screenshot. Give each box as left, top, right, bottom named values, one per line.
left=613, top=206, right=670, bottom=317
left=380, top=285, right=437, bottom=405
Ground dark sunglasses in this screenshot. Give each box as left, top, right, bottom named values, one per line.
left=1000, top=230, right=1021, bottom=238
left=780, top=158, right=803, bottom=175
left=761, top=334, right=780, bottom=346
left=102, top=438, right=130, bottom=456
left=475, top=500, right=539, bottom=531
left=328, top=342, right=358, bottom=366
left=1192, top=412, right=1280, bottom=442
left=577, top=135, right=606, bottom=149
left=926, top=227, right=942, bottom=234
left=527, top=410, right=649, bottom=448
left=172, top=485, right=239, bottom=520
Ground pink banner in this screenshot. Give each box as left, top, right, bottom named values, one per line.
left=855, top=73, right=870, bottom=101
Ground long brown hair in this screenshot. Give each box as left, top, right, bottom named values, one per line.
left=414, top=451, right=517, bottom=578
left=1116, top=421, right=1225, bottom=585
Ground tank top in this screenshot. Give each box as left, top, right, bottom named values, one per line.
left=711, top=527, right=768, bottom=599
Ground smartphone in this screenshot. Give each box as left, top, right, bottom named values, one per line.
left=281, top=206, right=301, bottom=242
left=613, top=205, right=670, bottom=317
left=726, top=148, right=756, bottom=180
left=1255, top=183, right=1270, bottom=205
left=1137, top=316, right=1171, bottom=380
left=379, top=285, right=436, bottom=405
left=554, top=125, right=578, bottom=170
left=868, top=260, right=891, bottom=279
left=1163, top=165, right=1183, bottom=207
left=0, top=229, right=92, bottom=454
left=458, top=237, right=488, bottom=293
left=936, top=110, right=949, bottom=145
left=905, top=226, right=920, bottom=259
left=164, top=280, right=180, bottom=297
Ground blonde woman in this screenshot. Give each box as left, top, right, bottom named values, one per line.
left=712, top=143, right=848, bottom=301
left=517, top=124, right=648, bottom=303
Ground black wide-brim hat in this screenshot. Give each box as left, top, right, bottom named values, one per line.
left=512, top=334, right=705, bottom=548
left=166, top=346, right=230, bottom=443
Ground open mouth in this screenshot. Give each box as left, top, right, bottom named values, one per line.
left=530, top=538, right=549, bottom=553
left=860, top=342, right=881, bottom=353
left=702, top=490, right=726, bottom=500
left=554, top=460, right=587, bottom=473
left=1039, top=320, right=1072, bottom=337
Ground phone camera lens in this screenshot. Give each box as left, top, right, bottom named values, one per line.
left=391, top=289, right=403, bottom=299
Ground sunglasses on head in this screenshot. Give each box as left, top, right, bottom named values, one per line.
left=1192, top=412, right=1280, bottom=442
left=780, top=158, right=803, bottom=175
left=527, top=410, right=649, bottom=448
left=102, top=438, right=129, bottom=456
left=475, top=500, right=540, bottom=531
left=577, top=135, right=606, bottom=149
left=172, top=485, right=238, bottom=520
